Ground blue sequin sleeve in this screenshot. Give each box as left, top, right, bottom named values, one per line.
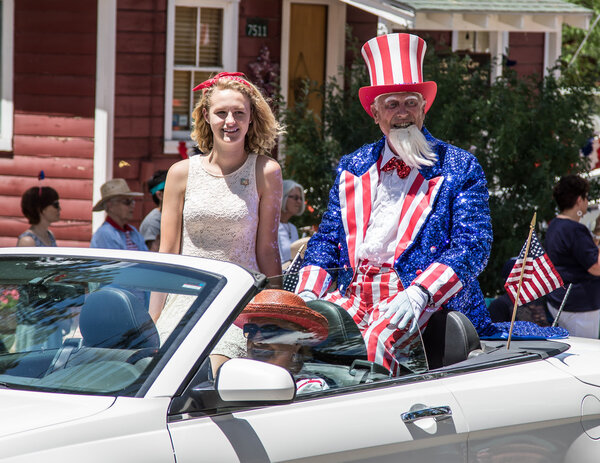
left=436, top=146, right=493, bottom=286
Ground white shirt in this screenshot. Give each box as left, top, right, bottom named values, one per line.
left=357, top=141, right=415, bottom=265
left=278, top=221, right=299, bottom=263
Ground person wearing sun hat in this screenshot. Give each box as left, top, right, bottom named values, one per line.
left=234, top=289, right=330, bottom=393
left=294, top=33, right=566, bottom=376
left=90, top=178, right=148, bottom=251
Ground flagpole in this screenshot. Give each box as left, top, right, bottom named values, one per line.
left=507, top=212, right=537, bottom=349
left=551, top=283, right=573, bottom=328
left=285, top=243, right=306, bottom=275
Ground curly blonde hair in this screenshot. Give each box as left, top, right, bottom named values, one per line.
left=191, top=76, right=283, bottom=155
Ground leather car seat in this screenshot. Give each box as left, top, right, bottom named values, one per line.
left=79, top=287, right=159, bottom=350
left=306, top=299, right=367, bottom=364
left=422, top=309, right=481, bottom=369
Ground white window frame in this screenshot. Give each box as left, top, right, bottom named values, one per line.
left=0, top=0, right=14, bottom=152
left=163, top=0, right=239, bottom=154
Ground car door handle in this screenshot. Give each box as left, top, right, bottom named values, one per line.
left=401, top=406, right=452, bottom=423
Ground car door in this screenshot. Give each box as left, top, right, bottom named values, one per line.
left=168, top=368, right=468, bottom=462
left=442, top=357, right=596, bottom=463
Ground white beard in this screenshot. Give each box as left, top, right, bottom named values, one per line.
left=387, top=125, right=437, bottom=168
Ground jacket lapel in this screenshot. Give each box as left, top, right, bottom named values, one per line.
left=339, top=161, right=380, bottom=269
left=393, top=170, right=444, bottom=260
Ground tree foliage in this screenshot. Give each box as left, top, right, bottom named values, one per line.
left=279, top=33, right=598, bottom=296
left=561, top=0, right=600, bottom=84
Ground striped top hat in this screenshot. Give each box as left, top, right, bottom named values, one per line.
left=359, top=33, right=437, bottom=118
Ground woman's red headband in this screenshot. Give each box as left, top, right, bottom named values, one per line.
left=192, top=72, right=252, bottom=92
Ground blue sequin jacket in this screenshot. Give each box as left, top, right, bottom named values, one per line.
left=300, top=128, right=495, bottom=332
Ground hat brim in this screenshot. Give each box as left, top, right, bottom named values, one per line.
left=92, top=192, right=144, bottom=212
left=235, top=304, right=329, bottom=344
left=359, top=81, right=437, bottom=118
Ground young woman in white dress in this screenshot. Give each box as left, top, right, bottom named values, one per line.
left=150, top=73, right=283, bottom=364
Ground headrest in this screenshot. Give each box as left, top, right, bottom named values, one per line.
left=80, top=287, right=158, bottom=350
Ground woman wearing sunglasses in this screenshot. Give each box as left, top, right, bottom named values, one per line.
left=236, top=289, right=331, bottom=394
left=279, top=180, right=306, bottom=265
left=15, top=186, right=64, bottom=351
left=17, top=186, right=61, bottom=247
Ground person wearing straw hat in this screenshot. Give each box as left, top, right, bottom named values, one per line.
left=91, top=178, right=147, bottom=251
left=235, top=289, right=330, bottom=394
left=295, top=33, right=564, bottom=376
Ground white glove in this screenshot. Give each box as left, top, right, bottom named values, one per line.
left=381, top=285, right=430, bottom=334
left=298, top=290, right=317, bottom=302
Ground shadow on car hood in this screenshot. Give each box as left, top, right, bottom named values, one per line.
left=547, top=337, right=600, bottom=388
left=0, top=389, right=115, bottom=438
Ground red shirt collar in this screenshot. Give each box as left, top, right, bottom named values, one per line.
left=105, top=215, right=133, bottom=232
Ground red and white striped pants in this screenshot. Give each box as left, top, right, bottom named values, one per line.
left=324, top=262, right=435, bottom=376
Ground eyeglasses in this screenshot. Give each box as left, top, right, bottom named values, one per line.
left=116, top=198, right=135, bottom=206
left=51, top=201, right=60, bottom=209
left=243, top=323, right=297, bottom=341
left=287, top=195, right=303, bottom=201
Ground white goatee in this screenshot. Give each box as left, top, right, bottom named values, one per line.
left=387, top=125, right=437, bottom=168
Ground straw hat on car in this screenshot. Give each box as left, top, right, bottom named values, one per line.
left=235, top=289, right=329, bottom=345
left=92, top=178, right=143, bottom=212
left=359, top=32, right=437, bottom=117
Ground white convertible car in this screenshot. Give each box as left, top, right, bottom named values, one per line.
left=0, top=247, right=599, bottom=462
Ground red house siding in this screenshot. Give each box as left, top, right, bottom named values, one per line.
left=239, top=0, right=282, bottom=78
left=346, top=5, right=378, bottom=66
left=115, top=0, right=173, bottom=225
left=1, top=0, right=97, bottom=248
left=508, top=32, right=545, bottom=79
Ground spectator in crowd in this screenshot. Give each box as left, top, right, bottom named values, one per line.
left=546, top=174, right=600, bottom=338
left=140, top=170, right=167, bottom=252
left=91, top=178, right=147, bottom=251
left=279, top=180, right=305, bottom=264
left=151, top=72, right=283, bottom=370
left=16, top=186, right=64, bottom=350
left=236, top=289, right=330, bottom=394
left=17, top=186, right=60, bottom=247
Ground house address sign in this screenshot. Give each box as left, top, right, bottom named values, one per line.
left=246, top=18, right=268, bottom=37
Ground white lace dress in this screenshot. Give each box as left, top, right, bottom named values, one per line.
left=156, top=154, right=260, bottom=351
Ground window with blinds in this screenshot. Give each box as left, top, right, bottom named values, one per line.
left=172, top=6, right=223, bottom=133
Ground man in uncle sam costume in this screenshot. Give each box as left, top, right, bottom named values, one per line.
left=295, top=33, right=567, bottom=375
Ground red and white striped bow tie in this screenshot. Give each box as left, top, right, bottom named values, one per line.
left=382, top=157, right=411, bottom=178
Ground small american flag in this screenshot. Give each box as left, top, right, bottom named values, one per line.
left=504, top=231, right=563, bottom=305
left=282, top=244, right=306, bottom=292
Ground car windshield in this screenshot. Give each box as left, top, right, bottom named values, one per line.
left=0, top=255, right=223, bottom=396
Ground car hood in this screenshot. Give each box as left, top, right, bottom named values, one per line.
left=547, top=336, right=600, bottom=388
left=0, top=389, right=115, bottom=438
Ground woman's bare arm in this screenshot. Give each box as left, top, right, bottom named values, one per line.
left=255, top=155, right=283, bottom=283
left=149, top=160, right=189, bottom=321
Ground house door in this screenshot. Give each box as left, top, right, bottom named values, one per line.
left=287, top=3, right=327, bottom=115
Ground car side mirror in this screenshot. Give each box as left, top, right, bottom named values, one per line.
left=216, top=358, right=296, bottom=403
